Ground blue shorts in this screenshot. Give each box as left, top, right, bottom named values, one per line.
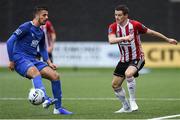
left=14, top=54, right=48, bottom=77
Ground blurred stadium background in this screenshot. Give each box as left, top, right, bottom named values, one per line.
left=0, top=0, right=180, bottom=42
left=0, top=0, right=180, bottom=68
left=0, top=0, right=180, bottom=119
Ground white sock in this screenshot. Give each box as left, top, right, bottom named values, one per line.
left=114, top=87, right=130, bottom=109
left=126, top=77, right=136, bottom=101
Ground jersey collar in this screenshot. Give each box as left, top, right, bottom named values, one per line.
left=118, top=19, right=129, bottom=29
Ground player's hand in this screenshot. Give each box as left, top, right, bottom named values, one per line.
left=8, top=61, right=15, bottom=71
left=47, top=60, right=57, bottom=70
left=124, top=34, right=134, bottom=42
left=47, top=47, right=53, bottom=53
left=49, top=63, right=57, bottom=70
left=168, top=38, right=178, bottom=45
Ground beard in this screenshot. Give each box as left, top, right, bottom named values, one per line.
left=38, top=19, right=47, bottom=25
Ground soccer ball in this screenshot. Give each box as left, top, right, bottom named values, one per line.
left=28, top=88, right=45, bottom=105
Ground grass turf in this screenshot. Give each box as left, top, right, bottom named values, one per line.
left=0, top=67, right=180, bottom=119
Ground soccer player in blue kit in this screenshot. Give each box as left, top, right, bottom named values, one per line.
left=6, top=6, right=73, bottom=115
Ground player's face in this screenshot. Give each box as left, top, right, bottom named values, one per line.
left=37, top=10, right=48, bottom=25
left=115, top=10, right=128, bottom=24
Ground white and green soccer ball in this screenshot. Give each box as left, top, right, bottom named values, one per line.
left=28, top=88, right=45, bottom=105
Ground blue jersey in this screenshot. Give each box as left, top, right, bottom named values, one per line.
left=7, top=21, right=48, bottom=61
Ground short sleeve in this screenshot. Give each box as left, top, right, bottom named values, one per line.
left=13, top=25, right=28, bottom=38
left=108, top=23, right=116, bottom=35
left=135, top=21, right=148, bottom=34
left=46, top=21, right=55, bottom=33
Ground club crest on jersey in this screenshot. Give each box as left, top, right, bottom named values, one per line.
left=122, top=34, right=126, bottom=37
left=31, top=40, right=39, bottom=48
left=108, top=28, right=112, bottom=33
left=129, top=29, right=134, bottom=34
left=31, top=33, right=35, bottom=37
left=15, top=29, right=22, bottom=35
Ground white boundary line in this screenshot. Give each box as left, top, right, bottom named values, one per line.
left=0, top=97, right=180, bottom=101
left=148, top=114, right=180, bottom=120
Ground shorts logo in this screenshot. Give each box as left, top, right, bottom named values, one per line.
left=134, top=60, right=138, bottom=64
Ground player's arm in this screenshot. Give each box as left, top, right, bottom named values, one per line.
left=108, top=24, right=132, bottom=44
left=108, top=34, right=133, bottom=44
left=6, top=25, right=27, bottom=71
left=47, top=32, right=56, bottom=53
left=6, top=35, right=17, bottom=62
left=135, top=20, right=178, bottom=45
left=146, top=29, right=178, bottom=45
left=50, top=32, right=56, bottom=49
left=39, top=35, right=49, bottom=62
left=39, top=35, right=56, bottom=70
left=6, top=35, right=17, bottom=71
left=47, top=21, right=56, bottom=52
left=50, top=26, right=56, bottom=43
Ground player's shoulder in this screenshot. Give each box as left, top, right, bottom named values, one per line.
left=14, top=21, right=32, bottom=35
left=129, top=19, right=143, bottom=26
left=109, top=22, right=117, bottom=27
left=18, top=21, right=32, bottom=30
left=45, top=20, right=52, bottom=27
left=109, top=22, right=117, bottom=31
left=46, top=20, right=51, bottom=25
left=19, top=21, right=32, bottom=27
left=130, top=19, right=148, bottom=33
left=108, top=22, right=117, bottom=34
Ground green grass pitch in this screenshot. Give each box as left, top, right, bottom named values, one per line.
left=0, top=67, right=180, bottom=119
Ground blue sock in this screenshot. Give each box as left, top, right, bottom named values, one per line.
left=51, top=80, right=62, bottom=109
left=32, top=75, right=48, bottom=100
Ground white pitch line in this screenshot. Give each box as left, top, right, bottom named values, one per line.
left=0, top=97, right=180, bottom=101
left=148, top=114, right=180, bottom=120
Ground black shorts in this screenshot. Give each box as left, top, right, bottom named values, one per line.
left=113, top=59, right=145, bottom=78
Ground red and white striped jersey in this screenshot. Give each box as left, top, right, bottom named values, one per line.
left=108, top=19, right=147, bottom=62
left=41, top=20, right=55, bottom=48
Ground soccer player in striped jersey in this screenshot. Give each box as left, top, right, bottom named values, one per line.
left=41, top=20, right=56, bottom=62
left=108, top=5, right=178, bottom=113
left=6, top=6, right=72, bottom=115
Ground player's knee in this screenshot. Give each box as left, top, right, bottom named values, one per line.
left=51, top=72, right=60, bottom=80
left=125, top=71, right=134, bottom=78
left=112, top=81, right=120, bottom=89
left=27, top=67, right=40, bottom=78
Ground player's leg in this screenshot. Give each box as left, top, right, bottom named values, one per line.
left=40, top=66, right=72, bottom=115
left=125, top=65, right=138, bottom=111
left=112, top=75, right=131, bottom=113
left=26, top=66, right=48, bottom=100
left=125, top=65, right=137, bottom=102
left=14, top=57, right=48, bottom=100
left=125, top=59, right=145, bottom=111
left=40, top=66, right=61, bottom=108
left=112, top=61, right=131, bottom=113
